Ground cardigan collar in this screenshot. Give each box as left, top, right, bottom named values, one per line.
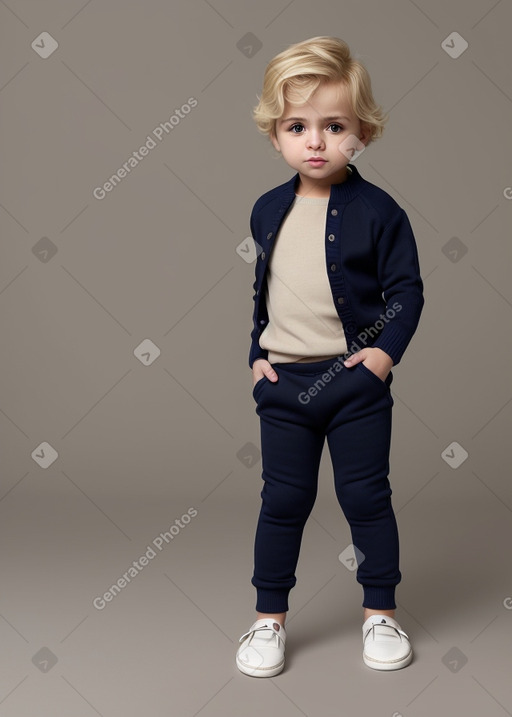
left=281, top=163, right=365, bottom=205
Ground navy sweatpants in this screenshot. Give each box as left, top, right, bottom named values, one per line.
left=251, top=355, right=401, bottom=614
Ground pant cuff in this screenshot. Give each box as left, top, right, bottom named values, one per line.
left=255, top=588, right=290, bottom=614
left=362, top=585, right=396, bottom=610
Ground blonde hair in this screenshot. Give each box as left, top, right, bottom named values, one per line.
left=253, top=36, right=387, bottom=144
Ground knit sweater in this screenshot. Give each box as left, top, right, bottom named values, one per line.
left=259, top=193, right=349, bottom=363
left=248, top=164, right=424, bottom=368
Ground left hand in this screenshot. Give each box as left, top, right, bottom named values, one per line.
left=343, top=347, right=393, bottom=382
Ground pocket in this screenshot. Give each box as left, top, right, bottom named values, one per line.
left=252, top=375, right=268, bottom=398
left=355, top=361, right=392, bottom=389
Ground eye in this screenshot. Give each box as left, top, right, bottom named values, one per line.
left=328, top=123, right=344, bottom=133
left=288, top=123, right=304, bottom=133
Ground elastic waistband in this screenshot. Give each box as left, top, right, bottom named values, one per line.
left=272, top=355, right=347, bottom=375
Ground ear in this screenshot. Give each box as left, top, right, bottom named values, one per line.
left=270, top=128, right=281, bottom=153
left=359, top=122, right=372, bottom=146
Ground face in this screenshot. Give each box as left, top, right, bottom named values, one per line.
left=270, top=80, right=371, bottom=197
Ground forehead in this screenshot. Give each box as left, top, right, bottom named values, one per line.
left=282, top=80, right=353, bottom=119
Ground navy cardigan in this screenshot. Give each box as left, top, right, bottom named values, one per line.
left=248, top=164, right=424, bottom=368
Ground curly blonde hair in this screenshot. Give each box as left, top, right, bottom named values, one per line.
left=253, top=36, right=387, bottom=144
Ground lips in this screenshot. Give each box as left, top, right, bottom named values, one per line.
left=307, top=158, right=326, bottom=164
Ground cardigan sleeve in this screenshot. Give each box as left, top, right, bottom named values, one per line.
left=371, top=208, right=424, bottom=366
left=248, top=208, right=270, bottom=369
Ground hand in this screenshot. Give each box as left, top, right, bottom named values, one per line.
left=252, top=358, right=278, bottom=386
left=343, top=347, right=393, bottom=382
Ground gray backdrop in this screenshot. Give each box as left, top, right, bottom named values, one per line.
left=1, top=1, right=511, bottom=715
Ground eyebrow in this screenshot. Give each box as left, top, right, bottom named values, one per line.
left=279, top=115, right=350, bottom=124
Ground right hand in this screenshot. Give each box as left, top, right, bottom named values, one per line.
left=252, top=358, right=278, bottom=386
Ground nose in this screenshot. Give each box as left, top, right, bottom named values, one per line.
left=306, top=128, right=324, bottom=150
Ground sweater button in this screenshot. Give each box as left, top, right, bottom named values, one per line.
left=266, top=232, right=273, bottom=240
left=331, top=209, right=338, bottom=216
left=330, top=263, right=337, bottom=271
left=328, top=233, right=335, bottom=241
left=261, top=251, right=266, bottom=260
left=338, top=296, right=345, bottom=304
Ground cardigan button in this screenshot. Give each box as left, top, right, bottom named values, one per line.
left=330, top=263, right=337, bottom=271
left=331, top=209, right=338, bottom=216
left=338, top=296, right=345, bottom=304
left=266, top=232, right=273, bottom=240
left=261, top=252, right=266, bottom=260
left=328, top=233, right=335, bottom=241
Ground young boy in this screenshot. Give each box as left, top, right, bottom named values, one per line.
left=236, top=37, right=424, bottom=676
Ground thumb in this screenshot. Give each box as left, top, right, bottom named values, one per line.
left=343, top=351, right=364, bottom=366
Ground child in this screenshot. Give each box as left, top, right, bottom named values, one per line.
left=236, top=36, right=424, bottom=676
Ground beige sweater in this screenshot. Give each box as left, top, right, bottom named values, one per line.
left=259, top=194, right=348, bottom=364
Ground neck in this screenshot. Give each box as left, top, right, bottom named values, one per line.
left=295, top=166, right=351, bottom=198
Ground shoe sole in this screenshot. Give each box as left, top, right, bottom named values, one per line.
left=236, top=655, right=285, bottom=678
left=363, top=649, right=413, bottom=671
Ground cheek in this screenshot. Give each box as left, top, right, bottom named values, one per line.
left=281, top=137, right=300, bottom=153
left=337, top=133, right=366, bottom=160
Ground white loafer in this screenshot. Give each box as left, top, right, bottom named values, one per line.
left=236, top=618, right=286, bottom=677
left=362, top=614, right=413, bottom=670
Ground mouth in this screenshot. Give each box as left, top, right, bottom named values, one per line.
left=307, top=158, right=327, bottom=165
